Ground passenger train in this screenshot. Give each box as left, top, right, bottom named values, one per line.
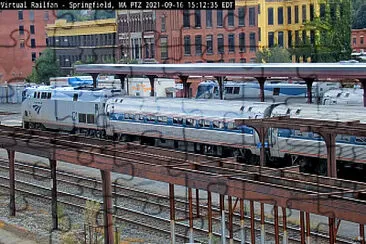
left=195, top=80, right=340, bottom=104
left=21, top=85, right=366, bottom=179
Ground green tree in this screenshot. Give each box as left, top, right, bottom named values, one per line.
left=256, top=46, right=292, bottom=63
left=293, top=0, right=352, bottom=62
left=353, top=3, right=366, bottom=28
left=27, top=48, right=61, bottom=84
left=56, top=10, right=115, bottom=22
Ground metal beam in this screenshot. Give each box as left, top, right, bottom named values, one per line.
left=7, top=150, right=15, bottom=216
left=146, top=75, right=157, bottom=97
left=101, top=170, right=114, bottom=244
left=50, top=159, right=58, bottom=230
left=115, top=74, right=126, bottom=91
left=169, top=184, right=175, bottom=244
left=255, top=77, right=266, bottom=102
left=304, top=78, right=314, bottom=104
left=90, top=73, right=99, bottom=89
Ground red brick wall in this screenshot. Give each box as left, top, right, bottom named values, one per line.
left=351, top=29, right=366, bottom=52
left=0, top=10, right=56, bottom=83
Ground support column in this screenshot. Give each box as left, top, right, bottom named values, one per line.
left=304, top=78, right=314, bottom=104
left=282, top=207, right=288, bottom=244
left=257, top=127, right=267, bottom=167
left=215, top=76, right=225, bottom=100
left=260, top=203, right=265, bottom=244
left=274, top=205, right=279, bottom=244
left=240, top=199, right=246, bottom=244
left=208, top=192, right=213, bottom=244
left=300, top=211, right=305, bottom=244
left=329, top=217, right=336, bottom=244
left=360, top=79, right=366, bottom=107
left=322, top=132, right=337, bottom=178
left=250, top=200, right=256, bottom=244
left=306, top=213, right=311, bottom=244
left=101, top=170, right=114, bottom=244
left=116, top=74, right=126, bottom=91
left=220, top=195, right=226, bottom=244
left=228, top=196, right=233, bottom=244
left=169, top=184, right=175, bottom=244
left=188, top=188, right=194, bottom=243
left=255, top=77, right=266, bottom=102
left=90, top=73, right=99, bottom=89
left=146, top=75, right=157, bottom=97
left=179, top=76, right=189, bottom=98
left=7, top=150, right=15, bottom=216
left=195, top=189, right=200, bottom=217
left=360, top=224, right=365, bottom=244
left=50, top=159, right=58, bottom=230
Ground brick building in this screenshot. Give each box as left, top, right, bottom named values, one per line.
left=155, top=6, right=259, bottom=64
left=46, top=18, right=117, bottom=75
left=117, top=10, right=156, bottom=63
left=352, top=29, right=366, bottom=52
left=0, top=10, right=56, bottom=83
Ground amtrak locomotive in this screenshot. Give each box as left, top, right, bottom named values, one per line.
left=21, top=86, right=366, bottom=179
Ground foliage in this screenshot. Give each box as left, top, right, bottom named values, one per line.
left=292, top=0, right=352, bottom=62
left=256, top=46, right=292, bottom=63
left=118, top=58, right=139, bottom=64
left=27, top=48, right=61, bottom=84
left=84, top=200, right=102, bottom=244
left=352, top=3, right=366, bottom=28
left=56, top=10, right=115, bottom=22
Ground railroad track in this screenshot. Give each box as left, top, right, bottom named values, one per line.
left=0, top=158, right=357, bottom=244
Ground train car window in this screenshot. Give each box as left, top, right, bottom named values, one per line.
left=37, top=92, right=40, bottom=99
left=227, top=122, right=236, bottom=130
left=186, top=118, right=197, bottom=127
left=273, top=88, right=280, bottom=96
left=213, top=120, right=224, bottom=129
left=33, top=92, right=37, bottom=98
left=345, top=93, right=350, bottom=97
left=294, top=130, right=309, bottom=137
left=41, top=92, right=46, bottom=99
left=173, top=117, right=183, bottom=125
left=47, top=92, right=52, bottom=99
left=198, top=119, right=204, bottom=127
left=79, top=113, right=86, bottom=123
left=157, top=116, right=167, bottom=123
left=225, top=87, right=233, bottom=94
left=313, top=133, right=322, bottom=139
left=295, top=109, right=301, bottom=115
left=355, top=137, right=366, bottom=144
left=146, top=116, right=156, bottom=122
left=248, top=107, right=253, bottom=112
left=87, top=114, right=95, bottom=124
left=138, top=114, right=144, bottom=120
left=124, top=113, right=130, bottom=120
left=286, top=109, right=291, bottom=115
left=336, top=134, right=351, bottom=142
left=214, top=87, right=219, bottom=96
left=95, top=104, right=98, bottom=111
left=73, top=94, right=78, bottom=101
left=233, top=87, right=240, bottom=94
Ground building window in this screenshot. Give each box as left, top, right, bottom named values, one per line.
left=287, top=7, right=292, bottom=24
left=18, top=10, right=23, bottom=20
left=302, top=30, right=307, bottom=44
left=20, top=40, right=25, bottom=48
left=217, top=34, right=224, bottom=54
left=268, top=32, right=275, bottom=48
left=278, top=31, right=284, bottom=47
left=361, top=37, right=364, bottom=45
left=310, top=4, right=314, bottom=21
left=302, top=5, right=307, bottom=23
left=29, top=10, right=34, bottom=21
left=19, top=25, right=24, bottom=35
left=195, top=10, right=201, bottom=28
left=217, top=10, right=223, bottom=27
left=295, top=6, right=299, bottom=24
left=229, top=59, right=235, bottom=63
left=228, top=10, right=234, bottom=27
left=228, top=33, right=235, bottom=52
left=268, top=8, right=274, bottom=25
left=195, top=35, right=202, bottom=55
left=238, top=7, right=245, bottom=26
left=249, top=7, right=255, bottom=26
left=310, top=30, right=315, bottom=45
left=44, top=11, right=49, bottom=20
left=31, top=38, right=36, bottom=48
left=240, top=58, right=247, bottom=63
left=206, top=35, right=213, bottom=54
left=353, top=37, right=356, bottom=45
left=161, top=16, right=166, bottom=32
left=183, top=10, right=190, bottom=28
left=320, top=4, right=326, bottom=20
left=288, top=30, right=292, bottom=48
left=184, top=35, right=191, bottom=55
left=160, top=37, right=168, bottom=59
left=278, top=7, right=283, bottom=25
left=206, top=10, right=212, bottom=27
left=250, top=32, right=256, bottom=52
left=239, top=32, right=246, bottom=52
left=295, top=30, right=300, bottom=46
left=30, top=25, right=35, bottom=34
left=31, top=52, right=36, bottom=62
